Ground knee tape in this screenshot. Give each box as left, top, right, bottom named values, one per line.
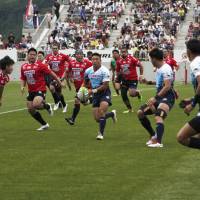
left=155, top=108, right=167, bottom=119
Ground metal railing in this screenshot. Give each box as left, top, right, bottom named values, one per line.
left=59, top=0, right=70, bottom=4
left=31, top=15, right=49, bottom=45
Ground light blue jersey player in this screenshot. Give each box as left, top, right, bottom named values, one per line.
left=177, top=39, right=200, bottom=149
left=137, top=48, right=176, bottom=148
left=156, top=63, right=174, bottom=95
left=84, top=53, right=117, bottom=140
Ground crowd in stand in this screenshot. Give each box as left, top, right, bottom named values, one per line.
left=186, top=3, right=200, bottom=41
left=47, top=0, right=125, bottom=50
left=112, top=0, right=190, bottom=61
left=0, top=0, right=193, bottom=60
left=0, top=32, right=33, bottom=50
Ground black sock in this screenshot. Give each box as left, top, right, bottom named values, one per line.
left=125, top=99, right=132, bottom=110
left=105, top=112, right=114, bottom=119
left=60, top=94, right=66, bottom=107
left=189, top=137, right=200, bottom=149
left=52, top=92, right=60, bottom=104
left=139, top=116, right=155, bottom=136
left=31, top=111, right=46, bottom=125
left=116, top=89, right=120, bottom=95
left=99, top=117, right=106, bottom=135
left=71, top=104, right=80, bottom=122
left=136, top=91, right=141, bottom=98
left=43, top=103, right=50, bottom=110
left=156, top=123, right=164, bottom=143
left=121, top=87, right=132, bottom=110
left=89, top=97, right=93, bottom=104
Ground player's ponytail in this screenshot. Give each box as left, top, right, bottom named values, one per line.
left=0, top=56, right=15, bottom=70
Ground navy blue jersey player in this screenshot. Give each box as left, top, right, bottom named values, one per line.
left=137, top=48, right=176, bottom=147
left=84, top=53, right=117, bottom=140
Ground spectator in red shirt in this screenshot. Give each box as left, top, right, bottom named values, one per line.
left=45, top=43, right=71, bottom=112
left=116, top=47, right=144, bottom=113
left=21, top=48, right=62, bottom=131
left=64, top=50, right=92, bottom=125
left=0, top=56, right=14, bottom=106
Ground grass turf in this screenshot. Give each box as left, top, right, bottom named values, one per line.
left=0, top=82, right=200, bottom=200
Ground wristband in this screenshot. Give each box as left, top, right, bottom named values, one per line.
left=155, top=94, right=161, bottom=101
left=92, top=89, right=98, bottom=94
left=191, top=95, right=200, bottom=107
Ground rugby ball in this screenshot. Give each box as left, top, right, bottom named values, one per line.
left=77, top=87, right=89, bottom=103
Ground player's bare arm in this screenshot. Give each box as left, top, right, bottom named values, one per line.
left=50, top=71, right=62, bottom=87
left=92, top=81, right=109, bottom=94
left=185, top=75, right=200, bottom=115
left=147, top=79, right=171, bottom=107
left=21, top=80, right=26, bottom=95
left=137, top=62, right=144, bottom=83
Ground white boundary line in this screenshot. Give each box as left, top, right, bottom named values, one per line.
left=0, top=108, right=27, bottom=115
left=0, top=85, right=183, bottom=116
left=0, top=100, right=74, bottom=116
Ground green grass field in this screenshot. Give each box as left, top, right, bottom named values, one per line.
left=0, top=82, right=200, bottom=200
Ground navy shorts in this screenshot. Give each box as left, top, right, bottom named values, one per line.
left=92, top=89, right=112, bottom=108
left=188, top=113, right=200, bottom=133
left=75, top=87, right=80, bottom=98
left=156, top=91, right=175, bottom=110
left=140, top=91, right=175, bottom=115
left=122, top=80, right=138, bottom=89
left=27, top=91, right=46, bottom=101
left=49, top=78, right=62, bottom=93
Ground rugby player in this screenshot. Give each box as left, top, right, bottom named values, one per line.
left=137, top=48, right=176, bottom=147
left=0, top=56, right=14, bottom=106
left=45, top=43, right=71, bottom=112
left=84, top=53, right=117, bottom=140
left=110, top=49, right=120, bottom=96
left=64, top=50, right=92, bottom=125
left=21, top=48, right=62, bottom=131
left=177, top=39, right=200, bottom=149
left=164, top=50, right=179, bottom=72
left=116, top=47, right=143, bottom=113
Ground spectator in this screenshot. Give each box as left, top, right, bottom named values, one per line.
left=0, top=34, right=4, bottom=49
left=7, top=32, right=15, bottom=48
left=20, top=35, right=27, bottom=49
left=26, top=33, right=32, bottom=43
left=47, top=12, right=53, bottom=29
left=53, top=0, right=60, bottom=21
left=113, top=0, right=189, bottom=61
left=44, top=0, right=125, bottom=51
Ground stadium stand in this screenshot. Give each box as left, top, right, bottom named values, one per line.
left=112, top=0, right=190, bottom=61
left=44, top=0, right=125, bottom=51
left=185, top=3, right=200, bottom=41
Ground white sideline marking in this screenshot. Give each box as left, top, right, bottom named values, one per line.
left=0, top=85, right=182, bottom=116
left=0, top=100, right=74, bottom=116
left=0, top=108, right=27, bottom=115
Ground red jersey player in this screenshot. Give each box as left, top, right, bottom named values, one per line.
left=0, top=56, right=14, bottom=107
left=116, top=47, right=144, bottom=113
left=64, top=50, right=92, bottom=125
left=164, top=50, right=179, bottom=99
left=21, top=48, right=62, bottom=131
left=164, top=51, right=179, bottom=71
left=45, top=43, right=71, bottom=112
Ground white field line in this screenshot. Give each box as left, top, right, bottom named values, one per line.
left=0, top=85, right=183, bottom=116
left=0, top=100, right=74, bottom=116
